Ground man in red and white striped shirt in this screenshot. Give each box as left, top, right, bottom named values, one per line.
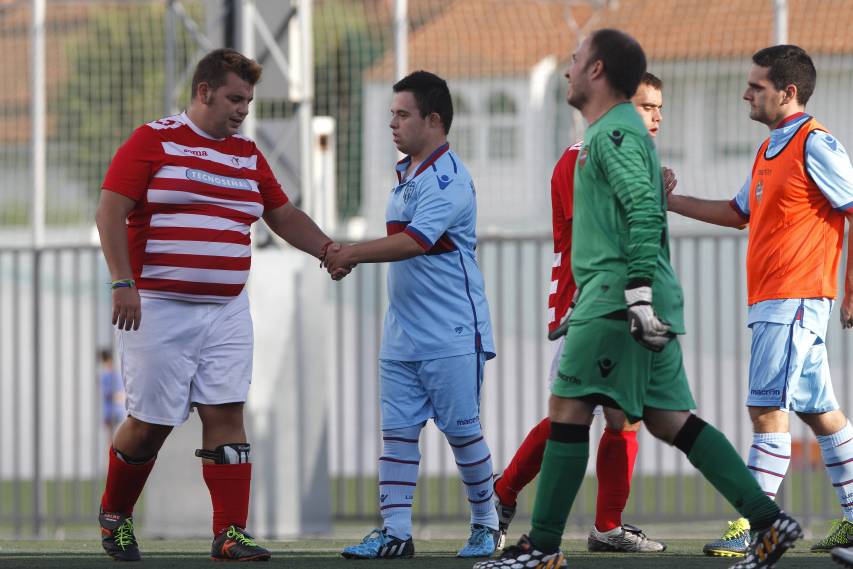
left=493, top=73, right=676, bottom=554
left=95, top=48, right=340, bottom=562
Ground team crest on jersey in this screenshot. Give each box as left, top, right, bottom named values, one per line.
left=755, top=180, right=763, bottom=203
left=608, top=130, right=624, bottom=147
left=402, top=181, right=416, bottom=203
left=578, top=148, right=588, bottom=168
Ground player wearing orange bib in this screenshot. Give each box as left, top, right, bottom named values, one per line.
left=669, top=45, right=853, bottom=556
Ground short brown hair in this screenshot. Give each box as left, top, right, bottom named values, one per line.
left=640, top=72, right=662, bottom=90
left=752, top=45, right=816, bottom=105
left=191, top=48, right=262, bottom=98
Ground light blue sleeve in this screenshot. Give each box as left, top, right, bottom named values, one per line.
left=404, top=175, right=469, bottom=250
left=805, top=131, right=853, bottom=211
left=731, top=175, right=751, bottom=218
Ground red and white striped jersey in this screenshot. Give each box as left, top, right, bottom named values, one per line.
left=547, top=142, right=580, bottom=334
left=102, top=113, right=288, bottom=302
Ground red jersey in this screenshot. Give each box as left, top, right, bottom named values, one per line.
left=102, top=113, right=288, bottom=302
left=547, top=142, right=580, bottom=334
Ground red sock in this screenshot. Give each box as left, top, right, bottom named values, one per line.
left=100, top=447, right=156, bottom=515
left=595, top=427, right=639, bottom=532
left=203, top=463, right=252, bottom=535
left=495, top=417, right=551, bottom=506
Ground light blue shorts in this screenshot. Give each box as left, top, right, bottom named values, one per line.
left=380, top=353, right=486, bottom=436
left=747, top=321, right=838, bottom=413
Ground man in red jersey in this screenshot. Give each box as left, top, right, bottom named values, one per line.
left=493, top=72, right=675, bottom=553
left=95, top=48, right=341, bottom=562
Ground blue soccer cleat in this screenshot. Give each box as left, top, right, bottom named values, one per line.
left=704, top=518, right=751, bottom=557
left=728, top=510, right=802, bottom=569
left=457, top=523, right=500, bottom=558
left=341, top=528, right=414, bottom=559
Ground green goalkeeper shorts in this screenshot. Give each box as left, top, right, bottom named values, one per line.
left=552, top=316, right=696, bottom=422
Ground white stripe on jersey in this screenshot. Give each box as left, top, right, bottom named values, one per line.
left=145, top=240, right=251, bottom=258
left=161, top=141, right=258, bottom=170
left=147, top=189, right=264, bottom=218
left=548, top=306, right=556, bottom=324
left=139, top=290, right=237, bottom=303
left=153, top=165, right=260, bottom=192
left=141, top=265, right=250, bottom=284
left=150, top=213, right=250, bottom=235
left=549, top=280, right=558, bottom=295
left=552, top=252, right=562, bottom=267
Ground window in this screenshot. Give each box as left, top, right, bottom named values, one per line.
left=486, top=91, right=519, bottom=161
left=449, top=93, right=474, bottom=160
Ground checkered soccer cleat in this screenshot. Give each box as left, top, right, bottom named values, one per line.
left=458, top=524, right=501, bottom=558
left=341, top=528, right=414, bottom=559
left=210, top=525, right=271, bottom=561
left=472, top=534, right=567, bottom=569
left=99, top=509, right=141, bottom=561
left=704, top=518, right=751, bottom=557
left=587, top=523, right=666, bottom=552
left=812, top=519, right=853, bottom=551
left=832, top=546, right=853, bottom=567
left=493, top=477, right=517, bottom=551
left=728, top=511, right=803, bottom=569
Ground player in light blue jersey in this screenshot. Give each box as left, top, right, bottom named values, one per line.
left=325, top=71, right=500, bottom=560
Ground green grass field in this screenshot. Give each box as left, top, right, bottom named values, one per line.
left=0, top=538, right=840, bottom=568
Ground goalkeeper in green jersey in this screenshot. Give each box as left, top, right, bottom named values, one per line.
left=474, top=29, right=801, bottom=569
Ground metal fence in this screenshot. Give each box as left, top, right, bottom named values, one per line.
left=2, top=233, right=853, bottom=537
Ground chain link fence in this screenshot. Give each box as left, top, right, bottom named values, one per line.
left=2, top=0, right=853, bottom=537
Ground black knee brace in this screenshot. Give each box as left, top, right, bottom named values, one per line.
left=673, top=415, right=708, bottom=455
left=195, top=443, right=251, bottom=464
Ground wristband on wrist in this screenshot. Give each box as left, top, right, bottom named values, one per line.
left=110, top=279, right=136, bottom=290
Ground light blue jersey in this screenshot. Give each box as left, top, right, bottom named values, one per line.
left=380, top=143, right=495, bottom=362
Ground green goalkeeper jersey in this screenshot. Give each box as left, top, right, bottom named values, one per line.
left=570, top=102, right=685, bottom=334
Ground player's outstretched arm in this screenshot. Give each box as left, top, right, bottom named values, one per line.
left=95, top=190, right=141, bottom=331
left=263, top=202, right=336, bottom=260
left=667, top=194, right=746, bottom=228
left=324, top=233, right=423, bottom=275
left=841, top=212, right=853, bottom=329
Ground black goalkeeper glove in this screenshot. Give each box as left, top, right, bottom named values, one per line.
left=625, top=285, right=673, bottom=352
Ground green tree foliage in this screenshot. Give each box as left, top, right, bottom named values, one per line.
left=55, top=4, right=195, bottom=193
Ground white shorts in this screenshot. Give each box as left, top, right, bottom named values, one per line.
left=547, top=334, right=603, bottom=416
left=117, top=290, right=254, bottom=426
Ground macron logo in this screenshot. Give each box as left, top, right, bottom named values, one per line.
left=437, top=174, right=453, bottom=190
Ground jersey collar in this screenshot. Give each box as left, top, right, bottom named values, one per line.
left=180, top=111, right=226, bottom=141
left=395, top=143, right=450, bottom=183
left=776, top=111, right=808, bottom=130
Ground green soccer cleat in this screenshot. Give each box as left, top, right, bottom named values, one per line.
left=210, top=525, right=271, bottom=561
left=812, top=519, right=853, bottom=551
left=703, top=518, right=751, bottom=557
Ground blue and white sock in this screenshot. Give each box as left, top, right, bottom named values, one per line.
left=447, top=431, right=498, bottom=530
left=747, top=432, right=791, bottom=499
left=817, top=422, right=853, bottom=522
left=379, top=425, right=423, bottom=540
